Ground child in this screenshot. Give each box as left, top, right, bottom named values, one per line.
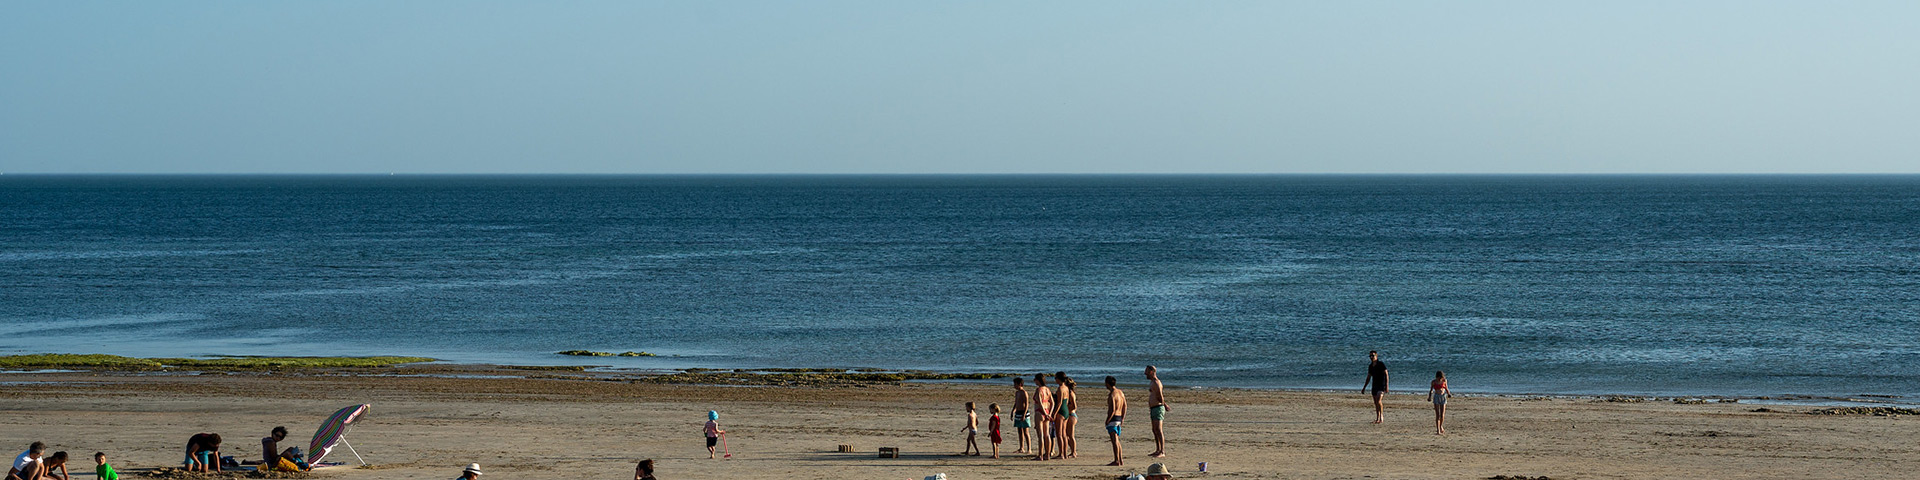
left=40, top=452, right=68, bottom=480
left=634, top=459, right=656, bottom=480
left=703, top=410, right=726, bottom=459
left=93, top=452, right=116, bottom=480
left=958, top=402, right=980, bottom=456
left=1011, top=377, right=1030, bottom=454
left=987, top=403, right=1004, bottom=458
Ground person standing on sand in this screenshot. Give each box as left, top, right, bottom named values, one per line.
left=1104, top=375, right=1128, bottom=466
left=1428, top=371, right=1450, bottom=435
left=958, top=402, right=981, bottom=456
left=1059, top=374, right=1079, bottom=459
left=1145, top=366, right=1170, bottom=458
left=1031, top=373, right=1053, bottom=461
left=987, top=403, right=1004, bottom=458
left=1011, top=378, right=1030, bottom=454
left=703, top=411, right=726, bottom=459
left=1362, top=351, right=1389, bottom=424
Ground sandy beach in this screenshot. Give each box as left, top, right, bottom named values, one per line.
left=1, top=367, right=1914, bottom=480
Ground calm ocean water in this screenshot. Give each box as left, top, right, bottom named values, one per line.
left=2, top=175, right=1917, bottom=398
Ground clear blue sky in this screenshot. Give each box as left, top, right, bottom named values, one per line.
left=3, top=1, right=1916, bottom=174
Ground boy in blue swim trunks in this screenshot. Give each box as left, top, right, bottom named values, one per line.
left=1104, top=375, right=1127, bottom=466
left=1011, top=377, right=1031, bottom=454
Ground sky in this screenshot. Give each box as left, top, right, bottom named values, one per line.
left=2, top=1, right=1917, bottom=174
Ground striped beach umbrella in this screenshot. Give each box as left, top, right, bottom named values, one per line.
left=309, top=404, right=369, bottom=465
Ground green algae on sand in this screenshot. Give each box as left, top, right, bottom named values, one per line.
left=0, top=353, right=435, bottom=371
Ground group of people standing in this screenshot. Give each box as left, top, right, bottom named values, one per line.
left=960, top=365, right=1171, bottom=467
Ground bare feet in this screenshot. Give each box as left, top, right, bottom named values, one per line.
left=1106, top=461, right=1123, bottom=466
left=1148, top=451, right=1167, bottom=458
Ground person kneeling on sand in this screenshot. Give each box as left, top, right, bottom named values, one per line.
left=457, top=463, right=483, bottom=480
left=37, top=452, right=67, bottom=480
left=9, top=442, right=46, bottom=480
left=184, top=433, right=222, bottom=472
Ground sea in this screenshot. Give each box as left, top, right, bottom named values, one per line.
left=2, top=175, right=1917, bottom=400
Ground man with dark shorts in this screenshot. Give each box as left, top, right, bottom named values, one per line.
left=1362, top=350, right=1389, bottom=424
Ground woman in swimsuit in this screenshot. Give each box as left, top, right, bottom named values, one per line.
left=1031, top=373, right=1053, bottom=461
left=1428, top=371, right=1450, bottom=435
left=1060, top=375, right=1079, bottom=459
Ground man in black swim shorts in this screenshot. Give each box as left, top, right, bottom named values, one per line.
left=1362, top=350, right=1389, bottom=424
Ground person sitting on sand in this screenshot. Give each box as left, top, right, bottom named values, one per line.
left=262, top=426, right=302, bottom=471
left=91, top=453, right=114, bottom=480
left=184, top=433, right=222, bottom=472
left=987, top=403, right=1004, bottom=458
left=1011, top=377, right=1030, bottom=454
left=9, top=442, right=45, bottom=480
left=1104, top=375, right=1127, bottom=466
left=1145, top=365, right=1170, bottom=458
left=1362, top=351, right=1389, bottom=424
left=457, top=463, right=483, bottom=480
left=36, top=453, right=66, bottom=480
left=634, top=459, right=656, bottom=480
left=703, top=411, right=726, bottom=459
left=1031, top=373, right=1053, bottom=461
left=958, top=402, right=980, bottom=456
left=1428, top=371, right=1451, bottom=435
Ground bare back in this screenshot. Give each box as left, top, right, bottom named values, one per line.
left=1109, top=388, right=1126, bottom=421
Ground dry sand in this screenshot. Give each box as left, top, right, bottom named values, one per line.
left=1, top=368, right=1914, bottom=479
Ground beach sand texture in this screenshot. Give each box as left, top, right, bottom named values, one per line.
left=0, top=371, right=1913, bottom=479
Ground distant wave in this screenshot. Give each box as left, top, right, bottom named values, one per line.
left=0, top=249, right=263, bottom=262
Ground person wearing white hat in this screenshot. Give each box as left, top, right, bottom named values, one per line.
left=457, top=463, right=483, bottom=479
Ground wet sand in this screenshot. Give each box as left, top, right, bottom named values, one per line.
left=0, top=368, right=1913, bottom=479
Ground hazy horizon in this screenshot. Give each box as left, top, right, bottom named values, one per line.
left=5, top=1, right=1917, bottom=174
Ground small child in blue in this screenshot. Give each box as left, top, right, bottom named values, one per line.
left=703, top=410, right=727, bottom=459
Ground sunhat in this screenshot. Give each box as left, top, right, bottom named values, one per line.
left=464, top=463, right=484, bottom=475
left=708, top=410, right=719, bottom=420
left=1146, top=463, right=1169, bottom=475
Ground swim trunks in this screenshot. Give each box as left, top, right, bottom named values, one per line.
left=1149, top=405, right=1166, bottom=421
left=1106, top=420, right=1122, bottom=436
left=1013, top=413, right=1030, bottom=429
left=706, top=437, right=718, bottom=448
